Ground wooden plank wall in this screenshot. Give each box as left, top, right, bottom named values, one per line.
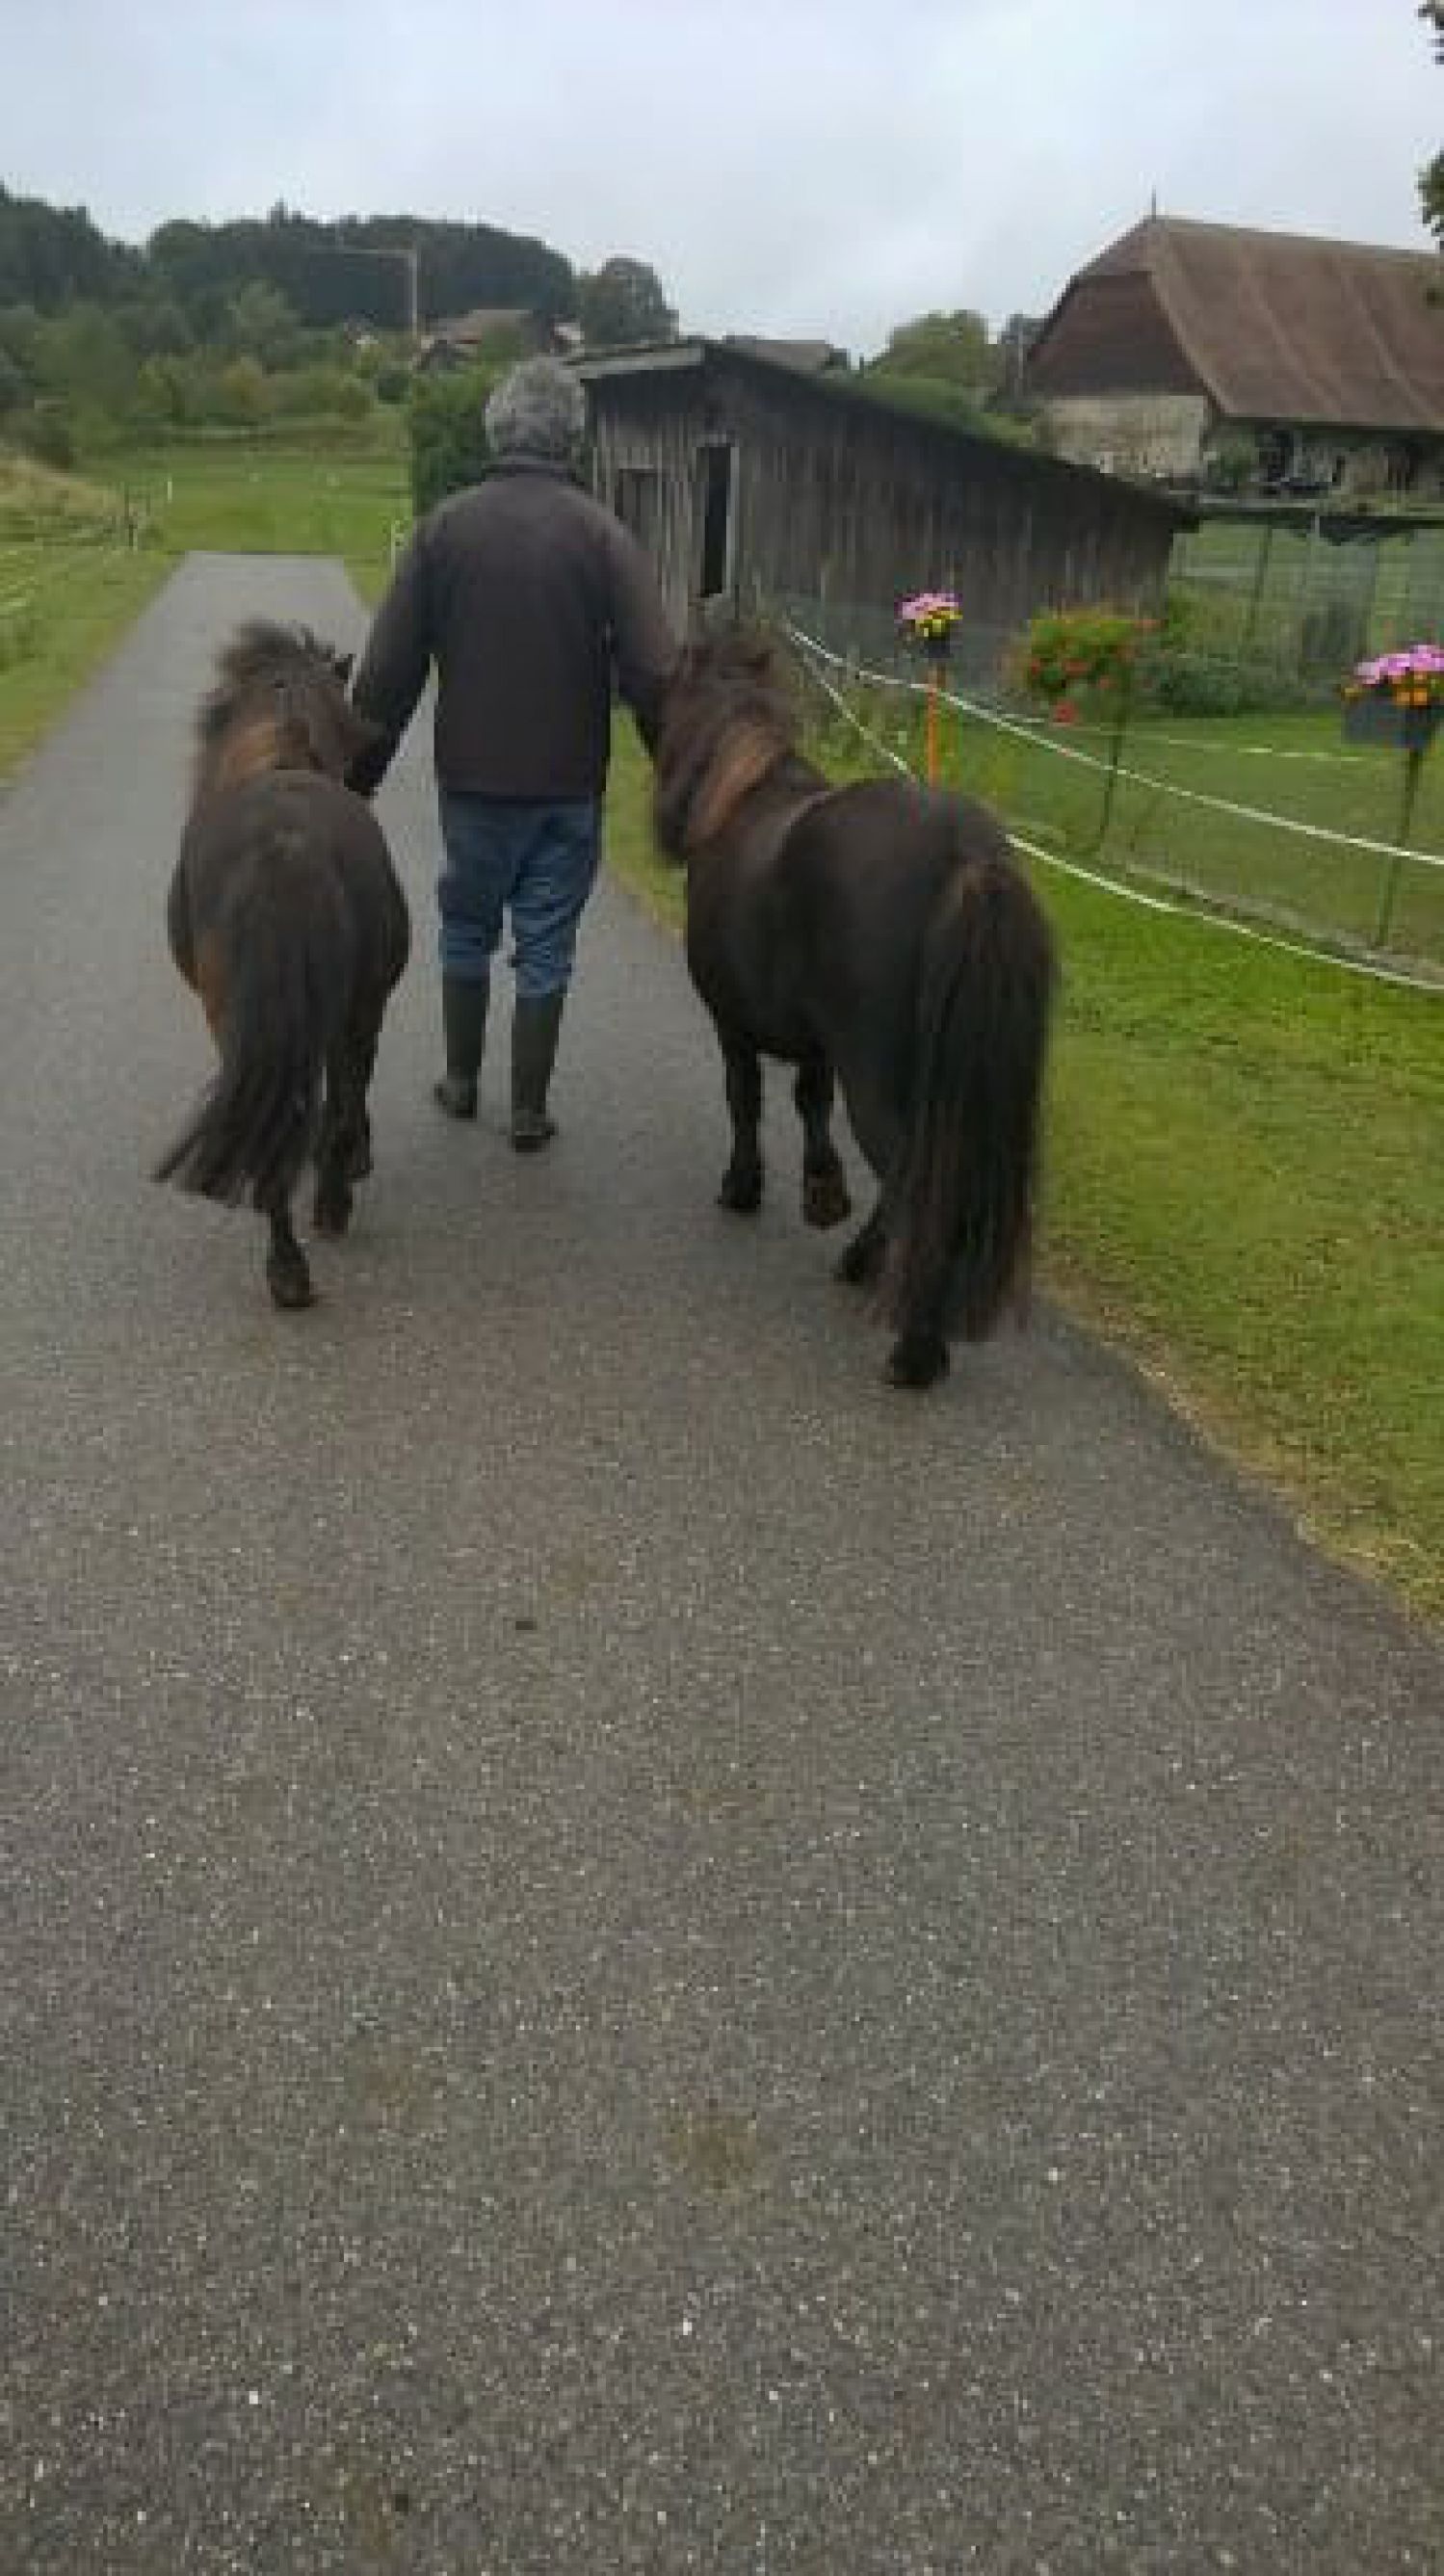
left=584, top=355, right=1181, bottom=647
left=586, top=374, right=707, bottom=632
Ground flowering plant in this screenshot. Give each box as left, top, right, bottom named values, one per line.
left=897, top=589, right=961, bottom=651
left=1017, top=606, right=1152, bottom=723
left=1342, top=644, right=1444, bottom=709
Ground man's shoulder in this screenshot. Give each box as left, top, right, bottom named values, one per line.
left=429, top=472, right=616, bottom=538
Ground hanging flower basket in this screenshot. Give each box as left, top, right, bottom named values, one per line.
left=1341, top=645, right=1444, bottom=751
left=897, top=590, right=960, bottom=663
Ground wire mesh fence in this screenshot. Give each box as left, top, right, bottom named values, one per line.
left=1168, top=517, right=1444, bottom=676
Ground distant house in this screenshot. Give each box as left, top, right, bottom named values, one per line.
left=574, top=337, right=1189, bottom=651
left=1023, top=216, right=1444, bottom=497
left=415, top=306, right=564, bottom=372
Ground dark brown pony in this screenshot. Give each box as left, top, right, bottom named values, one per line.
left=654, top=629, right=1057, bottom=1387
left=157, top=621, right=410, bottom=1308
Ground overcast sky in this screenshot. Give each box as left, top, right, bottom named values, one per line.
left=3, top=0, right=1437, bottom=355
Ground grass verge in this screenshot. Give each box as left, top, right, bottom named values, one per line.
left=604, top=723, right=1444, bottom=1630
left=0, top=543, right=172, bottom=781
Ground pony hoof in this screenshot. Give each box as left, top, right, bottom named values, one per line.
left=268, top=1262, right=316, bottom=1311
left=803, top=1169, right=852, bottom=1230
left=718, top=1169, right=763, bottom=1215
left=885, top=1334, right=950, bottom=1390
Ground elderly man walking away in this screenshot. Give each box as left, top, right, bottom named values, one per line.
left=349, top=356, right=676, bottom=1148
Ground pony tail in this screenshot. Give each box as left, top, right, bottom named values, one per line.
left=886, top=828, right=1056, bottom=1347
left=154, top=820, right=354, bottom=1207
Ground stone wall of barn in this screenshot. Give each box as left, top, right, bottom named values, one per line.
left=1041, top=391, right=1212, bottom=480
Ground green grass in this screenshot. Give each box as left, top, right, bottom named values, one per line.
left=604, top=723, right=1444, bottom=1629
left=118, top=422, right=409, bottom=594
left=0, top=451, right=174, bottom=776
left=0, top=428, right=409, bottom=781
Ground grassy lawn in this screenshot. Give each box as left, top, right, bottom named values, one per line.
left=117, top=427, right=408, bottom=595
left=605, top=722, right=1444, bottom=1630
left=0, top=429, right=407, bottom=783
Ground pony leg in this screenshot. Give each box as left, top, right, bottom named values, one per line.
left=264, top=1196, right=314, bottom=1309
left=341, top=1034, right=377, bottom=1181
left=314, top=1015, right=380, bottom=1234
left=835, top=1199, right=888, bottom=1287
left=718, top=1038, right=764, bottom=1214
left=795, top=1054, right=851, bottom=1229
left=312, top=1077, right=354, bottom=1241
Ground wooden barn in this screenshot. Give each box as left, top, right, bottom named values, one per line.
left=573, top=338, right=1189, bottom=657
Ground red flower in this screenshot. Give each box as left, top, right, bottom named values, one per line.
left=1053, top=700, right=1079, bottom=724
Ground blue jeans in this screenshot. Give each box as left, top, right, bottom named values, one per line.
left=436, top=792, right=601, bottom=1001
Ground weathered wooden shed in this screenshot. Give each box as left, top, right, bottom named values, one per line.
left=574, top=338, right=1189, bottom=657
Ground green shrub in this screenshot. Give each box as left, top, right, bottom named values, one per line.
left=407, top=363, right=507, bottom=514
left=269, top=364, right=374, bottom=423
left=1141, top=644, right=1327, bottom=717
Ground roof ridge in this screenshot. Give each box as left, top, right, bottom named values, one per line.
left=1128, top=212, right=1437, bottom=267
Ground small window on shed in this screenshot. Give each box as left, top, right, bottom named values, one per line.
left=697, top=442, right=735, bottom=598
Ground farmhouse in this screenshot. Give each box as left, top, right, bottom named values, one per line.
left=1023, top=215, right=1444, bottom=497
left=415, top=306, right=568, bottom=372
left=574, top=337, right=1188, bottom=657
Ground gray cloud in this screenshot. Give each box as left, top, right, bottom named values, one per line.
left=4, top=0, right=1436, bottom=355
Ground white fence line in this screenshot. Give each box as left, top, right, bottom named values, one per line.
left=784, top=627, right=1444, bottom=999
left=784, top=621, right=1444, bottom=877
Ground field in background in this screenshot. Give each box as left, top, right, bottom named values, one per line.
left=117, top=428, right=407, bottom=591
left=0, top=428, right=406, bottom=780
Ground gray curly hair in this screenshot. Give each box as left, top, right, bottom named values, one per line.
left=485, top=356, right=588, bottom=463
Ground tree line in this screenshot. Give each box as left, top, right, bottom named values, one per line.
left=0, top=175, right=1046, bottom=474
left=0, top=186, right=589, bottom=329
left=0, top=184, right=680, bottom=464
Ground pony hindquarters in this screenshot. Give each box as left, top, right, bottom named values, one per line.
left=883, top=832, right=1057, bottom=1388
left=155, top=802, right=356, bottom=1308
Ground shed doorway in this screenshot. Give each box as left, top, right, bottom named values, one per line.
left=696, top=441, right=737, bottom=600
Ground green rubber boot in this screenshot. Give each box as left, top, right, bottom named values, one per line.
left=434, top=976, right=489, bottom=1119
left=510, top=991, right=564, bottom=1151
